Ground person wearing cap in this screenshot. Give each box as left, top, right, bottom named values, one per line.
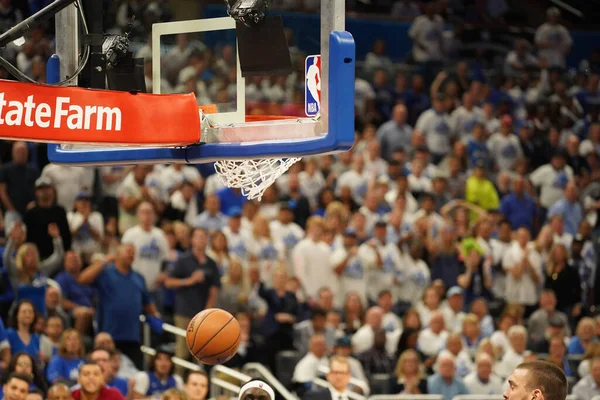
left=222, top=207, right=249, bottom=260
left=238, top=380, right=274, bottom=400
left=68, top=191, right=104, bottom=263
left=530, top=150, right=574, bottom=214
left=535, top=7, right=572, bottom=69
left=415, top=93, right=452, bottom=164
left=23, top=177, right=71, bottom=261
left=441, top=287, right=465, bottom=333
left=133, top=348, right=183, bottom=398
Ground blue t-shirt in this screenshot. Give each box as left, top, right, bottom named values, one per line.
left=146, top=372, right=177, bottom=396
left=94, top=264, right=150, bottom=342
left=567, top=336, right=590, bottom=355
left=0, top=319, right=7, bottom=343
left=46, top=355, right=84, bottom=382
left=55, top=272, right=95, bottom=308
left=6, top=329, right=40, bottom=359
left=500, top=193, right=537, bottom=232
left=108, top=377, right=129, bottom=396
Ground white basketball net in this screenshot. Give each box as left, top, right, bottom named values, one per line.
left=214, top=157, right=302, bottom=200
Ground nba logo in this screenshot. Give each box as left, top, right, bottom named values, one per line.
left=305, top=55, right=321, bottom=117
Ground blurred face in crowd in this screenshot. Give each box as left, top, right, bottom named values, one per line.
left=310, top=335, right=326, bottom=358
left=3, top=378, right=29, bottom=400
left=498, top=222, right=512, bottom=242
left=228, top=214, right=241, bottom=233
left=45, top=316, right=64, bottom=341
left=510, top=331, right=526, bottom=354
left=137, top=202, right=155, bottom=229
left=326, top=311, right=341, bottom=329
left=64, top=251, right=82, bottom=275
left=515, top=228, right=530, bottom=248
left=64, top=330, right=82, bottom=356
left=476, top=355, right=493, bottom=381
left=392, top=104, right=407, bottom=125
left=133, top=166, right=150, bottom=184
left=447, top=293, right=463, bottom=312
left=551, top=154, right=566, bottom=170
left=550, top=216, right=564, bottom=234
left=366, top=307, right=383, bottom=329
left=47, top=384, right=71, bottom=400
left=25, top=392, right=42, bottom=400
left=154, top=353, right=172, bottom=377
left=89, top=349, right=113, bottom=381
left=438, top=356, right=455, bottom=380
left=185, top=373, right=208, bottom=400
left=94, top=333, right=115, bottom=351
left=342, top=234, right=357, bottom=250
left=311, top=313, right=326, bottom=333
left=549, top=337, right=566, bottom=359
left=463, top=321, right=480, bottom=340
left=118, top=244, right=135, bottom=267
left=78, top=364, right=104, bottom=395
left=424, top=287, right=439, bottom=309
left=17, top=302, right=35, bottom=328
left=327, top=359, right=351, bottom=392
left=205, top=195, right=220, bottom=214
left=45, top=287, right=60, bottom=310
left=430, top=313, right=445, bottom=334
left=565, top=182, right=578, bottom=203
left=446, top=335, right=462, bottom=355
left=12, top=142, right=28, bottom=166
left=191, top=229, right=209, bottom=252
left=318, top=289, right=333, bottom=310
left=272, top=269, right=287, bottom=291
left=14, top=355, right=33, bottom=375
left=377, top=292, right=393, bottom=313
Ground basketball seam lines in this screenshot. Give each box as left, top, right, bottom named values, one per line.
left=193, top=316, right=235, bottom=357
left=198, top=328, right=241, bottom=360
left=190, top=309, right=218, bottom=351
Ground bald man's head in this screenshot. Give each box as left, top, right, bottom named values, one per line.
left=47, top=384, right=70, bottom=400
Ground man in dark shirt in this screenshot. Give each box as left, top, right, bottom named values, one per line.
left=165, top=228, right=220, bottom=373
left=23, top=177, right=71, bottom=260
left=0, top=142, right=38, bottom=229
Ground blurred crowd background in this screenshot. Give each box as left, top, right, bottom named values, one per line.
left=1, top=1, right=600, bottom=400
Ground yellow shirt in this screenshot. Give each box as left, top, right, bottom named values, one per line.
left=465, top=176, right=500, bottom=211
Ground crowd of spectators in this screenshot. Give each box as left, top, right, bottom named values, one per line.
left=1, top=0, right=600, bottom=400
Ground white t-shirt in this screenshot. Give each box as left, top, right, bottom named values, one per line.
left=408, top=15, right=445, bottom=62
left=100, top=166, right=129, bottom=197
left=441, top=303, right=465, bottom=333
left=223, top=226, right=250, bottom=261
left=394, top=253, right=431, bottom=304
left=408, top=174, right=433, bottom=193
left=494, top=349, right=524, bottom=379
left=486, top=133, right=523, bottom=171
left=292, top=238, right=337, bottom=303
left=502, top=242, right=542, bottom=306
left=67, top=211, right=104, bottom=255
left=490, top=238, right=512, bottom=300
left=298, top=171, right=326, bottom=207
left=416, top=302, right=439, bottom=328
left=169, top=190, right=198, bottom=227
left=246, top=236, right=284, bottom=285
left=336, top=169, right=370, bottom=204
left=464, top=372, right=504, bottom=395
left=351, top=324, right=400, bottom=356
left=361, top=241, right=403, bottom=302
left=529, top=164, right=573, bottom=208
left=159, top=165, right=202, bottom=193
left=270, top=220, right=304, bottom=257
left=450, top=106, right=485, bottom=140
left=416, top=108, right=452, bottom=154
left=41, top=164, right=89, bottom=211
left=417, top=328, right=448, bottom=357
left=292, top=353, right=328, bottom=383
left=535, top=23, right=572, bottom=68
left=132, top=372, right=184, bottom=396
left=490, top=330, right=509, bottom=356
left=121, top=225, right=170, bottom=291
left=331, top=246, right=369, bottom=305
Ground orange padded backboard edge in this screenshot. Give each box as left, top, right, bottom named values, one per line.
left=0, top=79, right=200, bottom=146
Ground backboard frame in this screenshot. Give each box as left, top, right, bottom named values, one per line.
left=47, top=1, right=354, bottom=165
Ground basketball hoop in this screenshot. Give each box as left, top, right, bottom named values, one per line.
left=214, top=157, right=301, bottom=200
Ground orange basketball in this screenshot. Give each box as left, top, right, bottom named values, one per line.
left=186, top=308, right=241, bottom=365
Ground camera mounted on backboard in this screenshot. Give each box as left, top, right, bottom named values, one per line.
left=225, top=0, right=271, bottom=27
